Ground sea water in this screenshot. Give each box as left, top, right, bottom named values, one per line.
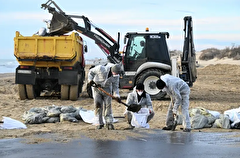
left=0, top=59, right=18, bottom=73
left=0, top=59, right=108, bottom=74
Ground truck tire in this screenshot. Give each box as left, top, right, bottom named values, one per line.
left=136, top=69, right=166, bottom=100
left=69, top=85, right=78, bottom=101
left=18, top=84, right=27, bottom=100
left=26, top=84, right=36, bottom=99
left=61, top=85, right=69, bottom=100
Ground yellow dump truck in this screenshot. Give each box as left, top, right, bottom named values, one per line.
left=14, top=31, right=86, bottom=101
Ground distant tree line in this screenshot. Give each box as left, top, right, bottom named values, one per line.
left=199, top=45, right=240, bottom=60
left=170, top=44, right=240, bottom=61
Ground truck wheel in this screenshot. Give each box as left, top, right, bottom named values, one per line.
left=18, top=84, right=27, bottom=100
left=61, top=85, right=69, bottom=100
left=69, top=85, right=78, bottom=101
left=26, top=84, right=36, bottom=99
left=136, top=69, right=166, bottom=100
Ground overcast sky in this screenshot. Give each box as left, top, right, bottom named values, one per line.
left=0, top=0, right=239, bottom=59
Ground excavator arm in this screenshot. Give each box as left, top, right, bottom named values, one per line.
left=41, top=0, right=121, bottom=64
left=181, top=16, right=197, bottom=87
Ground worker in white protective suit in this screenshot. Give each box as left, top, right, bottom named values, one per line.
left=156, top=74, right=191, bottom=132
left=124, top=83, right=154, bottom=129
left=88, top=64, right=122, bottom=130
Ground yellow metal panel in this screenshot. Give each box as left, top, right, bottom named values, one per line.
left=18, top=39, right=36, bottom=58
left=14, top=32, right=84, bottom=68
left=37, top=38, right=54, bottom=57
left=55, top=38, right=74, bottom=59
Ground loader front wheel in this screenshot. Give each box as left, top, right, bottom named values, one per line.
left=61, top=85, right=69, bottom=100
left=18, top=84, right=27, bottom=100
left=136, top=69, right=166, bottom=100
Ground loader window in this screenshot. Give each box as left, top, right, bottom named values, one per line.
left=127, top=36, right=146, bottom=59
left=145, top=34, right=171, bottom=66
left=124, top=35, right=147, bottom=71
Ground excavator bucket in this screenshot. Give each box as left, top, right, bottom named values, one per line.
left=41, top=1, right=74, bottom=35
left=48, top=12, right=74, bottom=35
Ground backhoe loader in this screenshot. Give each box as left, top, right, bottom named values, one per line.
left=15, top=0, right=197, bottom=100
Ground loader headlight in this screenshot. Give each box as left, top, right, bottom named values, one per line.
left=17, top=70, right=32, bottom=74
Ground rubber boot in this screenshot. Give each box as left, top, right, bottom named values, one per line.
left=106, top=123, right=114, bottom=130
left=96, top=124, right=104, bottom=129
left=162, top=125, right=173, bottom=130
left=183, top=128, right=191, bottom=132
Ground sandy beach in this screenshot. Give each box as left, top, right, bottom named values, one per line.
left=1, top=56, right=240, bottom=143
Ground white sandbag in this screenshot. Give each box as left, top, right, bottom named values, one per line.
left=0, top=117, right=27, bottom=129
left=212, top=119, right=222, bottom=128
left=222, top=115, right=230, bottom=129
left=208, top=110, right=220, bottom=119
left=60, top=113, right=78, bottom=122
left=80, top=109, right=95, bottom=124
left=191, top=114, right=208, bottom=129
left=224, top=107, right=240, bottom=123
left=212, top=114, right=230, bottom=129
left=130, top=108, right=150, bottom=129
left=189, top=107, right=212, bottom=117
left=224, top=107, right=240, bottom=128
left=79, top=109, right=118, bottom=125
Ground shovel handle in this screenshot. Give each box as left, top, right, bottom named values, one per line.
left=93, top=85, right=128, bottom=107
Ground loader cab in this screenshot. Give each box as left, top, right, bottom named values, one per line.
left=123, top=32, right=171, bottom=71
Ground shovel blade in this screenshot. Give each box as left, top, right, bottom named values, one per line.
left=127, top=104, right=141, bottom=113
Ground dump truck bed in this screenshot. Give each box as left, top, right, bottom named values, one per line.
left=14, top=31, right=86, bottom=101
left=14, top=31, right=83, bottom=62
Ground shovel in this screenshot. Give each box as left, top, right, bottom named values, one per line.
left=91, top=82, right=141, bottom=112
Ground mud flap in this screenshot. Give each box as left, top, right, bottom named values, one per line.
left=59, top=70, right=78, bottom=85
left=15, top=66, right=36, bottom=85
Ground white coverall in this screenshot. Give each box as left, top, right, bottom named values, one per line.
left=161, top=74, right=191, bottom=129
left=88, top=65, right=120, bottom=125
left=125, top=89, right=154, bottom=124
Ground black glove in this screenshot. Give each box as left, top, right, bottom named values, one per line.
left=96, top=84, right=102, bottom=88
left=115, top=97, right=121, bottom=103
left=127, top=104, right=141, bottom=113
left=89, top=80, right=95, bottom=87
